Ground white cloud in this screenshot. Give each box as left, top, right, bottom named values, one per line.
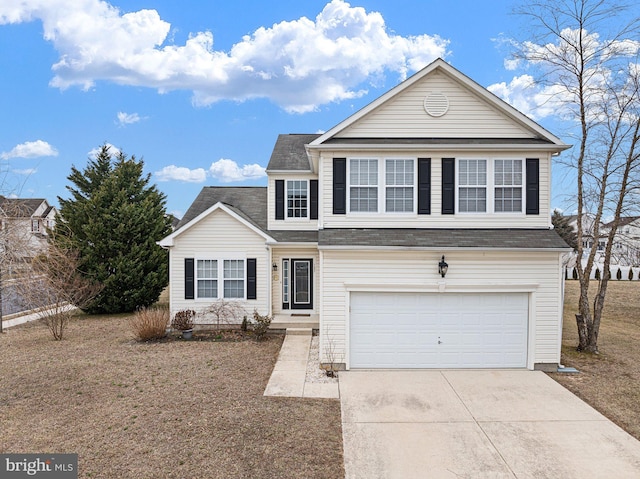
left=155, top=165, right=207, bottom=183
left=1, top=140, right=58, bottom=159
left=208, top=159, right=266, bottom=183
left=488, top=74, right=568, bottom=120
left=12, top=168, right=37, bottom=175
left=116, top=111, right=143, bottom=126
left=0, top=0, right=449, bottom=112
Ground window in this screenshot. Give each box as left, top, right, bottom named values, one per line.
left=195, top=259, right=245, bottom=299
left=349, top=159, right=378, bottom=212
left=287, top=180, right=308, bottom=218
left=31, top=219, right=40, bottom=232
left=385, top=159, right=414, bottom=212
left=223, top=260, right=244, bottom=298
left=458, top=159, right=486, bottom=213
left=282, top=259, right=289, bottom=304
left=197, top=259, right=217, bottom=298
left=494, top=159, right=523, bottom=213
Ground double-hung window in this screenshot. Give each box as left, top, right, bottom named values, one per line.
left=287, top=180, right=308, bottom=218
left=458, top=159, right=487, bottom=213
left=349, top=159, right=378, bottom=212
left=494, top=159, right=523, bottom=213
left=223, top=260, right=244, bottom=298
left=385, top=159, right=414, bottom=212
left=196, top=259, right=245, bottom=299
left=197, top=259, right=217, bottom=298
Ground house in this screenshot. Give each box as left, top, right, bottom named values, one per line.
left=159, top=58, right=571, bottom=371
left=0, top=196, right=57, bottom=262
left=601, top=216, right=640, bottom=266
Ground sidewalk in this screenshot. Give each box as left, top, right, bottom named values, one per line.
left=264, top=332, right=340, bottom=399
left=2, top=304, right=77, bottom=329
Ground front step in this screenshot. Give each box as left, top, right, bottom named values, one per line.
left=286, top=327, right=313, bottom=336
left=269, top=314, right=319, bottom=330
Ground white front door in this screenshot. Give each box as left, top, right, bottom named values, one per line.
left=350, top=292, right=528, bottom=368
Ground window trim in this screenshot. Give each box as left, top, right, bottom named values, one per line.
left=455, top=157, right=526, bottom=215
left=194, top=256, right=246, bottom=300
left=346, top=157, right=417, bottom=215
left=494, top=159, right=524, bottom=214
left=285, top=179, right=309, bottom=220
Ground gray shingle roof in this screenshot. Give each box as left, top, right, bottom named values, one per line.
left=177, top=187, right=268, bottom=232
left=0, top=196, right=47, bottom=217
left=266, top=134, right=321, bottom=171
left=176, top=186, right=318, bottom=243
left=318, top=228, right=570, bottom=249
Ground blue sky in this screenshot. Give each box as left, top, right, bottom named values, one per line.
left=0, top=0, right=613, bottom=217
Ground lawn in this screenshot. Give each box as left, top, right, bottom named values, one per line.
left=550, top=280, right=640, bottom=440
left=0, top=315, right=344, bottom=479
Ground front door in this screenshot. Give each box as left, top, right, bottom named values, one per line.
left=291, top=259, right=313, bottom=310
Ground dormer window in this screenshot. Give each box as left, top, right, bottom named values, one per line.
left=287, top=180, right=308, bottom=218
left=31, top=219, right=40, bottom=232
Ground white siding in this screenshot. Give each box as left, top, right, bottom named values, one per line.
left=169, top=209, right=269, bottom=324
left=271, top=247, right=320, bottom=315
left=320, top=153, right=552, bottom=229
left=320, top=250, right=564, bottom=369
left=267, top=173, right=319, bottom=231
left=338, top=71, right=534, bottom=139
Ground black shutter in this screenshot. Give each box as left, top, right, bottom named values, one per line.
left=526, top=158, right=539, bottom=215
left=275, top=180, right=285, bottom=220
left=310, top=180, right=318, bottom=220
left=333, top=158, right=346, bottom=214
left=246, top=258, right=257, bottom=300
left=184, top=258, right=194, bottom=300
left=418, top=158, right=431, bottom=215
left=441, top=158, right=455, bottom=215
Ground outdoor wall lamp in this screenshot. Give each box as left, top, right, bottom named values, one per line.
left=272, top=262, right=278, bottom=272
left=438, top=255, right=449, bottom=278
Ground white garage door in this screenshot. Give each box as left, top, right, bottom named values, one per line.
left=350, top=292, right=528, bottom=369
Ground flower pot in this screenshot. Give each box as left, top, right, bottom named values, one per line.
left=181, top=329, right=193, bottom=340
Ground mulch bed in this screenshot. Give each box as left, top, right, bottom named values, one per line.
left=0, top=315, right=344, bottom=479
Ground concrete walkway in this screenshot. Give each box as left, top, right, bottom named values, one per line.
left=263, top=332, right=339, bottom=399
left=340, top=370, right=640, bottom=479
left=2, top=304, right=76, bottom=329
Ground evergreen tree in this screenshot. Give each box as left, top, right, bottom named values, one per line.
left=55, top=145, right=172, bottom=313
left=552, top=209, right=578, bottom=251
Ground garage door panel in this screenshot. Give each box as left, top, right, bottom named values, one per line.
left=350, top=292, right=528, bottom=369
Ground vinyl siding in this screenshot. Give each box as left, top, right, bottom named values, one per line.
left=169, top=209, right=269, bottom=324
left=267, top=174, right=319, bottom=231
left=271, top=247, right=320, bottom=315
left=320, top=250, right=563, bottom=368
left=338, top=70, right=534, bottom=139
left=320, top=153, right=552, bottom=229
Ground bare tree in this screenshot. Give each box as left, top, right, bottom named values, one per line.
left=205, top=299, right=247, bottom=330
left=18, top=243, right=102, bottom=340
left=515, top=0, right=640, bottom=352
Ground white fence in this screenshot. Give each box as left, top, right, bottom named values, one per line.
left=566, top=265, right=640, bottom=280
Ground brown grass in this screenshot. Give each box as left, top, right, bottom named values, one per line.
left=550, top=280, right=640, bottom=440
left=130, top=306, right=170, bottom=341
left=0, top=315, right=344, bottom=479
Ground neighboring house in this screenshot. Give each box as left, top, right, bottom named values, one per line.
left=159, top=58, right=571, bottom=371
left=602, top=216, right=640, bottom=266
left=0, top=196, right=57, bottom=261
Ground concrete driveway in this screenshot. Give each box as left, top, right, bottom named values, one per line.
left=340, top=370, right=640, bottom=478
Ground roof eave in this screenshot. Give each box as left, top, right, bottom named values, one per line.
left=318, top=245, right=572, bottom=252
left=307, top=143, right=571, bottom=153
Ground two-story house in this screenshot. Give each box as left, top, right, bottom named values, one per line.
left=159, top=59, right=571, bottom=371
left=0, top=196, right=57, bottom=262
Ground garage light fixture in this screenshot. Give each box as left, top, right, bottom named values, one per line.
left=438, top=255, right=449, bottom=278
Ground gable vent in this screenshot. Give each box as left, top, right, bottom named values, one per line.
left=424, top=92, right=449, bottom=117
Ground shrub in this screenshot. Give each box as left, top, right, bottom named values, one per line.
left=130, top=307, right=169, bottom=341
left=172, top=309, right=195, bottom=331
left=251, top=310, right=272, bottom=341
left=241, top=315, right=248, bottom=332
left=617, top=268, right=622, bottom=280
left=207, top=300, right=246, bottom=330
left=629, top=268, right=635, bottom=281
